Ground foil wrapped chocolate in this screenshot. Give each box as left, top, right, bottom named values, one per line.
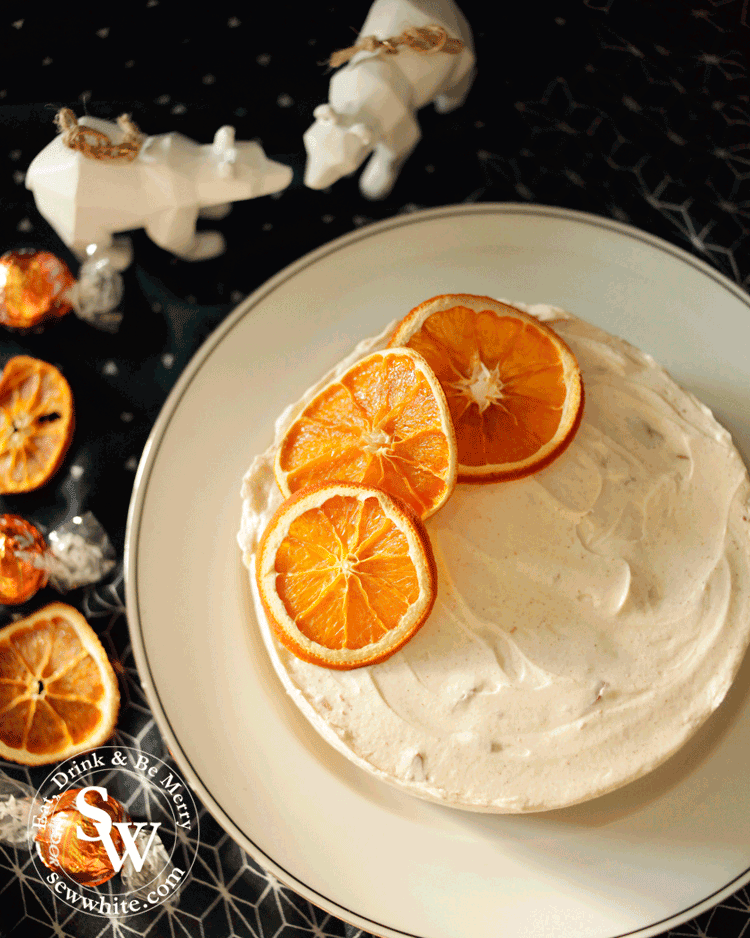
left=0, top=515, right=49, bottom=604
left=0, top=779, right=173, bottom=898
left=0, top=248, right=123, bottom=333
left=33, top=788, right=130, bottom=886
left=10, top=511, right=117, bottom=597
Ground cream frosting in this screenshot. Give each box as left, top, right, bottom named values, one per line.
left=238, top=302, right=750, bottom=813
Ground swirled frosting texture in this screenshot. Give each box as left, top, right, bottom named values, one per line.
left=238, top=304, right=750, bottom=812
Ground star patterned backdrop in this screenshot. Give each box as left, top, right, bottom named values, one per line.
left=1, top=1, right=749, bottom=936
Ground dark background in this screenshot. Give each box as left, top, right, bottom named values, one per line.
left=1, top=1, right=749, bottom=935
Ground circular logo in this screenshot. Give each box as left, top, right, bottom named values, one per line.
left=29, top=746, right=200, bottom=917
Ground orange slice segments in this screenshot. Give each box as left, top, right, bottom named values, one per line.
left=390, top=294, right=583, bottom=482
left=0, top=355, right=75, bottom=494
left=0, top=603, right=119, bottom=765
left=257, top=483, right=437, bottom=669
left=275, top=348, right=457, bottom=519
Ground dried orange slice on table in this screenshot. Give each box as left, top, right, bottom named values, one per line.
left=257, top=482, right=437, bottom=669
left=275, top=348, right=457, bottom=519
left=390, top=294, right=584, bottom=482
left=0, top=603, right=119, bottom=765
left=0, top=355, right=74, bottom=493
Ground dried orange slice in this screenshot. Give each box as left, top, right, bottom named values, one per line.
left=256, top=482, right=437, bottom=669
left=0, top=603, right=119, bottom=765
left=0, top=355, right=74, bottom=494
left=390, top=294, right=584, bottom=482
left=275, top=348, right=456, bottom=519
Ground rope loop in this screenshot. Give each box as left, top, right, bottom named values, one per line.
left=54, top=109, right=144, bottom=162
left=329, top=24, right=464, bottom=69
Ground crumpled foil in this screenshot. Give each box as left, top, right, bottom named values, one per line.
left=120, top=826, right=180, bottom=896
left=44, top=512, right=117, bottom=591
left=16, top=512, right=117, bottom=592
left=0, top=777, right=35, bottom=846
left=67, top=256, right=124, bottom=332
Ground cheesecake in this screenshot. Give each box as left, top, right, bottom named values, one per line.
left=238, top=301, right=750, bottom=812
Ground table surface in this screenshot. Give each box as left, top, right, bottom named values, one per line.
left=1, top=1, right=749, bottom=936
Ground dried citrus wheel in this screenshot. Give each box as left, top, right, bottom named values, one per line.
left=0, top=355, right=74, bottom=494
left=275, top=348, right=457, bottom=519
left=390, top=294, right=584, bottom=482
left=256, top=482, right=437, bottom=669
left=0, top=603, right=119, bottom=765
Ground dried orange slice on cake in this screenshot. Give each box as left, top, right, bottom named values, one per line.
left=257, top=482, right=437, bottom=669
left=0, top=603, right=119, bottom=765
left=0, top=355, right=74, bottom=494
left=390, top=294, right=583, bottom=482
left=275, top=348, right=457, bottom=519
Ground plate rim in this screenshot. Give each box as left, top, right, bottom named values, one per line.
left=124, top=201, right=750, bottom=938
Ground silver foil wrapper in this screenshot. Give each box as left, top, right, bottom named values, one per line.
left=15, top=512, right=117, bottom=593
left=68, top=256, right=124, bottom=332
left=120, top=827, right=178, bottom=895
left=0, top=777, right=35, bottom=846
left=44, top=512, right=117, bottom=591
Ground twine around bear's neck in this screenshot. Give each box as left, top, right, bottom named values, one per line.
left=329, top=24, right=464, bottom=68
left=54, top=108, right=144, bottom=162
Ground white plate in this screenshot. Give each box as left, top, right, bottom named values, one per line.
left=125, top=204, right=750, bottom=938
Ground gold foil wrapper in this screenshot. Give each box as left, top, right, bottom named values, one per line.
left=34, top=788, right=130, bottom=886
left=0, top=515, right=48, bottom=604
left=0, top=249, right=75, bottom=329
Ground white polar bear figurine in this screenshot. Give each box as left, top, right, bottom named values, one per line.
left=304, top=0, right=474, bottom=200
left=26, top=118, right=293, bottom=269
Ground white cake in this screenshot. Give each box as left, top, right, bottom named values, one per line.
left=238, top=302, right=750, bottom=813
